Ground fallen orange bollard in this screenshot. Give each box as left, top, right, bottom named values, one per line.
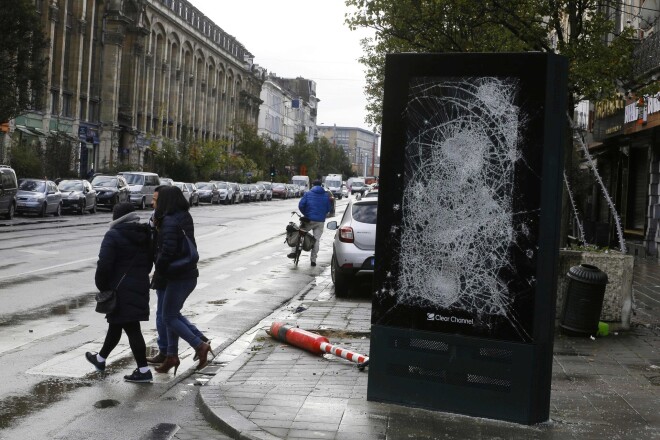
left=269, top=322, right=369, bottom=366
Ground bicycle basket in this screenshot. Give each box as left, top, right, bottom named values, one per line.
left=302, top=232, right=316, bottom=252
left=285, top=223, right=299, bottom=247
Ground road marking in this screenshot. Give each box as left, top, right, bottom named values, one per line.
left=0, top=322, right=83, bottom=355
left=214, top=274, right=230, bottom=280
left=262, top=256, right=272, bottom=260
left=249, top=261, right=260, bottom=266
left=0, top=257, right=97, bottom=281
left=196, top=282, right=209, bottom=290
left=17, top=249, right=59, bottom=255
left=233, top=267, right=247, bottom=272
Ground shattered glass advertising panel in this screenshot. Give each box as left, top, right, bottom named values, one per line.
left=372, top=55, right=564, bottom=344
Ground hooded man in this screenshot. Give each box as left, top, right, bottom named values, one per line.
left=291, top=179, right=331, bottom=266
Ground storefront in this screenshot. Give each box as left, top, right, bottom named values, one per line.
left=590, top=94, right=660, bottom=257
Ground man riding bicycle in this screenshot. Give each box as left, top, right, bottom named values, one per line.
left=288, top=179, right=331, bottom=266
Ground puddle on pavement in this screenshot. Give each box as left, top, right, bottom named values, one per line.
left=0, top=356, right=135, bottom=429
left=207, top=299, right=227, bottom=305
left=0, top=378, right=92, bottom=429
left=93, top=399, right=120, bottom=409
left=0, top=293, right=96, bottom=326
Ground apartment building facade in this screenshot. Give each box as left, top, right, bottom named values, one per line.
left=317, top=125, right=379, bottom=177
left=3, top=0, right=264, bottom=175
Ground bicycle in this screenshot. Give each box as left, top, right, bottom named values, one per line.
left=286, top=211, right=312, bottom=267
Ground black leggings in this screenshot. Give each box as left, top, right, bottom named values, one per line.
left=99, top=321, right=148, bottom=368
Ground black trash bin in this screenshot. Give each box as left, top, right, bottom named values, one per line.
left=560, top=264, right=608, bottom=335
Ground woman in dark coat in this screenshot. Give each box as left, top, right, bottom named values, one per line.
left=85, top=202, right=154, bottom=383
left=152, top=185, right=212, bottom=375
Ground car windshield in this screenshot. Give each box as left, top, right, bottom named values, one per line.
left=197, top=183, right=212, bottom=189
left=352, top=182, right=364, bottom=188
left=364, top=191, right=378, bottom=198
left=92, top=176, right=117, bottom=187
left=186, top=184, right=195, bottom=191
left=122, top=174, right=145, bottom=185
left=58, top=181, right=83, bottom=191
left=352, top=203, right=378, bottom=224
left=326, top=180, right=341, bottom=187
left=19, top=180, right=45, bottom=192
left=216, top=183, right=227, bottom=189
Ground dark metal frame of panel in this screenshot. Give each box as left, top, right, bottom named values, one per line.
left=367, top=53, right=568, bottom=425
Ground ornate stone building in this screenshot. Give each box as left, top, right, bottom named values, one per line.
left=9, top=0, right=264, bottom=175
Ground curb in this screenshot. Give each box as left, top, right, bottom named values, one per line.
left=197, top=266, right=332, bottom=440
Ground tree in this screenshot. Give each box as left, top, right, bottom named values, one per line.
left=0, top=0, right=48, bottom=123
left=345, top=0, right=635, bottom=128
left=289, top=132, right=319, bottom=178
left=44, top=133, right=74, bottom=179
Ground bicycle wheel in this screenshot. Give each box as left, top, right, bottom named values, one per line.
left=293, top=236, right=303, bottom=266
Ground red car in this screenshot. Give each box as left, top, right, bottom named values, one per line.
left=271, top=183, right=289, bottom=199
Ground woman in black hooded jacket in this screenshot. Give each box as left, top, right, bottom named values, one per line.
left=85, top=202, right=154, bottom=383
left=152, top=185, right=212, bottom=375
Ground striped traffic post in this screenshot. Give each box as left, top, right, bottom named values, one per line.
left=269, top=322, right=369, bottom=367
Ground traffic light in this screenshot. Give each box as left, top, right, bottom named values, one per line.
left=270, top=165, right=275, bottom=177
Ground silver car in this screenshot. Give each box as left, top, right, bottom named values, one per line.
left=326, top=197, right=377, bottom=297
left=16, top=179, right=63, bottom=217
left=57, top=179, right=97, bottom=214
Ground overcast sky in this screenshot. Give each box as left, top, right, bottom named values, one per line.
left=191, top=0, right=375, bottom=131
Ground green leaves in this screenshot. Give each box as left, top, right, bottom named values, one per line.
left=345, top=0, right=636, bottom=125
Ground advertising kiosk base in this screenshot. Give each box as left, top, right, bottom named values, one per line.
left=367, top=325, right=551, bottom=425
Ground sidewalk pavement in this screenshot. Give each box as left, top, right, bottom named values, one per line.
left=199, top=258, right=660, bottom=440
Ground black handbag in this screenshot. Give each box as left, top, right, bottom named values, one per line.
left=94, top=254, right=136, bottom=314
left=95, top=289, right=117, bottom=314
left=169, top=228, right=199, bottom=273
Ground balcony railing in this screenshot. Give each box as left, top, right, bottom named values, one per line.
left=633, top=31, right=660, bottom=78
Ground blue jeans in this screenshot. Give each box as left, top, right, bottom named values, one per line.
left=161, top=278, right=202, bottom=355
left=156, top=288, right=205, bottom=353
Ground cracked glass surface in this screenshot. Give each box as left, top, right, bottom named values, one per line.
left=379, top=76, right=538, bottom=341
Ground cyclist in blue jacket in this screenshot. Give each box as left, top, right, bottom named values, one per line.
left=292, top=179, right=331, bottom=266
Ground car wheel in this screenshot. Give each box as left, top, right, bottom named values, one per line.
left=332, top=255, right=350, bottom=298
left=39, top=203, right=47, bottom=218
left=6, top=203, right=15, bottom=220
left=139, top=198, right=146, bottom=210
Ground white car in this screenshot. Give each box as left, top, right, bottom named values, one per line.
left=326, top=197, right=377, bottom=297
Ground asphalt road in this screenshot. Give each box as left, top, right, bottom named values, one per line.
left=0, top=196, right=348, bottom=439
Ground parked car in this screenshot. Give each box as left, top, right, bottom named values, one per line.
left=185, top=183, right=200, bottom=206
left=326, top=197, right=377, bottom=297
left=239, top=184, right=251, bottom=202
left=16, top=179, right=63, bottom=217
left=195, top=182, right=221, bottom=204
left=340, top=184, right=349, bottom=199
left=159, top=178, right=174, bottom=186
left=286, top=184, right=296, bottom=198
left=91, top=175, right=130, bottom=210
left=211, top=181, right=230, bottom=204
left=256, top=181, right=272, bottom=201
left=0, top=165, right=18, bottom=219
left=271, top=183, right=288, bottom=199
left=228, top=182, right=242, bottom=203
left=325, top=188, right=336, bottom=218
left=363, top=189, right=379, bottom=199
left=248, top=184, right=258, bottom=202
left=349, top=180, right=368, bottom=196
left=57, top=179, right=97, bottom=214
left=174, top=182, right=196, bottom=207
left=118, top=171, right=160, bottom=209
left=255, top=184, right=266, bottom=201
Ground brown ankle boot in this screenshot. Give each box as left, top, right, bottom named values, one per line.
left=146, top=351, right=166, bottom=364
left=195, top=342, right=215, bottom=370
left=154, top=355, right=180, bottom=376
